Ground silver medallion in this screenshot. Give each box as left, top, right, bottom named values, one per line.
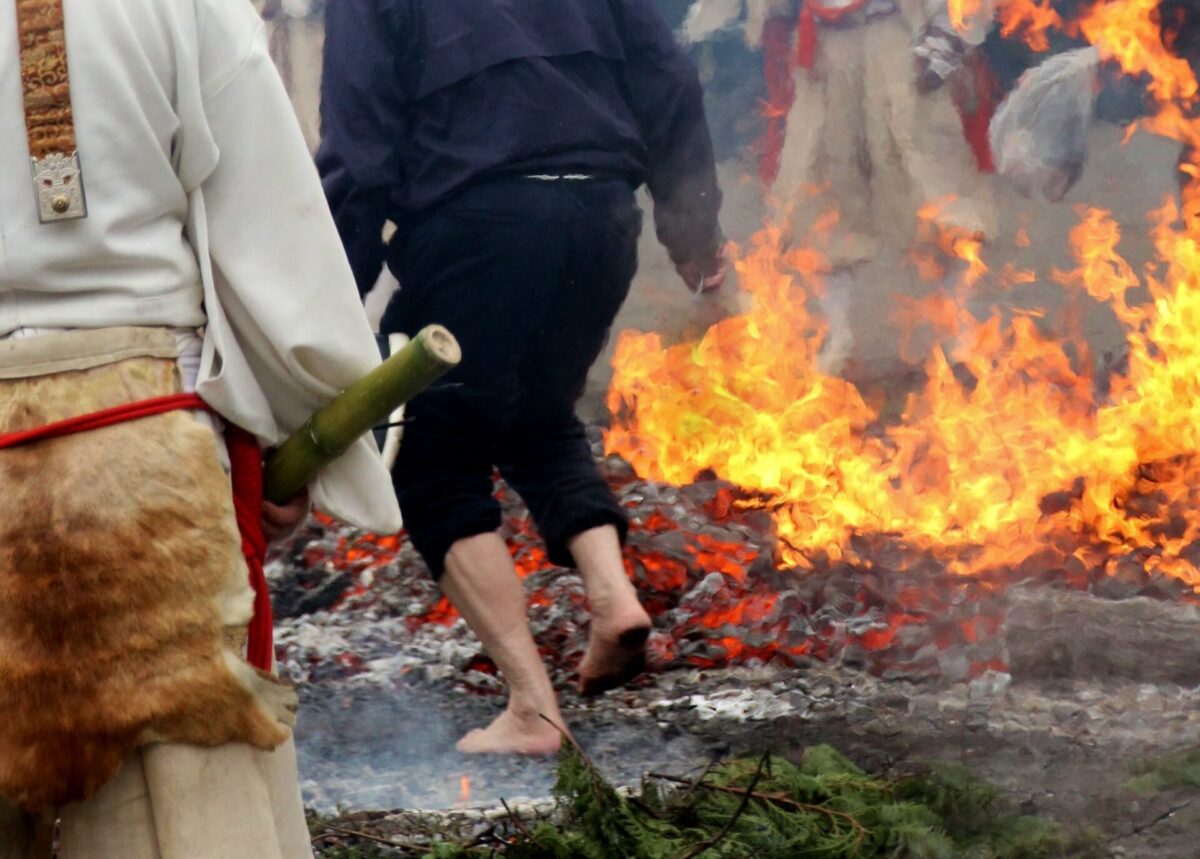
left=31, top=151, right=88, bottom=223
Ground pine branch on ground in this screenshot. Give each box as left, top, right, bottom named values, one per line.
left=313, top=744, right=1105, bottom=859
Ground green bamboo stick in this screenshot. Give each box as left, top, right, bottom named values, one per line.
left=263, top=324, right=461, bottom=504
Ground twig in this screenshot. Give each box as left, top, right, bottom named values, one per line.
left=680, top=759, right=720, bottom=807
left=647, top=771, right=868, bottom=842
left=1109, top=798, right=1197, bottom=843
left=632, top=759, right=723, bottom=822
left=311, top=823, right=423, bottom=855
left=674, top=751, right=770, bottom=859
left=464, top=822, right=515, bottom=851
left=500, top=797, right=534, bottom=840
left=628, top=794, right=669, bottom=819
left=539, top=711, right=622, bottom=802
left=538, top=713, right=596, bottom=768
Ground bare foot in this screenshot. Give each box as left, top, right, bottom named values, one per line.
left=578, top=606, right=652, bottom=697
left=456, top=708, right=564, bottom=756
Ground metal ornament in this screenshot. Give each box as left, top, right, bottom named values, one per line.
left=31, top=151, right=87, bottom=223
left=16, top=0, right=88, bottom=224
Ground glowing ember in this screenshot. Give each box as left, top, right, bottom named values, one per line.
left=606, top=0, right=1200, bottom=591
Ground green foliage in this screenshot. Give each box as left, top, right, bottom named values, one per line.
left=415, top=744, right=1103, bottom=859
left=313, top=840, right=395, bottom=859
left=547, top=738, right=651, bottom=858
left=1125, top=745, right=1200, bottom=795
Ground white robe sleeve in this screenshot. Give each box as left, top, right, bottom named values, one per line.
left=184, top=9, right=402, bottom=534
left=919, top=0, right=995, bottom=45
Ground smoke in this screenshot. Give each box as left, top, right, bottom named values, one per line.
left=815, top=271, right=856, bottom=376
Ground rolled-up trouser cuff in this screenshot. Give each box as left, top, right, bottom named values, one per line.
left=543, top=506, right=629, bottom=569
left=402, top=503, right=502, bottom=580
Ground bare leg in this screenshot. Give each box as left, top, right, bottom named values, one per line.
left=569, top=525, right=653, bottom=696
left=441, top=532, right=564, bottom=755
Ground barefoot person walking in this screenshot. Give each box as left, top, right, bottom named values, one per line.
left=320, top=0, right=726, bottom=754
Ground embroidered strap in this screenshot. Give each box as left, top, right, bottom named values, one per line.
left=15, top=0, right=87, bottom=223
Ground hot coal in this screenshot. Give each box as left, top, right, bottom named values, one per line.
left=271, top=437, right=1200, bottom=836
left=273, top=447, right=1191, bottom=698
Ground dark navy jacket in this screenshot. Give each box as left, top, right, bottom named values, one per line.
left=317, top=0, right=723, bottom=293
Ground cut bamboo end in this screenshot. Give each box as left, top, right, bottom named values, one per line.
left=419, top=324, right=462, bottom=368
left=262, top=324, right=462, bottom=505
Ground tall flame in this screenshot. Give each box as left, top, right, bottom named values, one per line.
left=607, top=0, right=1200, bottom=589
left=996, top=0, right=1064, bottom=51
left=948, top=0, right=986, bottom=33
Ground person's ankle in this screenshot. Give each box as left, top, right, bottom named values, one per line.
left=586, top=587, right=650, bottom=627
left=582, top=571, right=640, bottom=609
left=506, top=691, right=559, bottom=722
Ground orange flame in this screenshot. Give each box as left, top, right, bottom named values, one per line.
left=996, top=0, right=1065, bottom=51
left=457, top=775, right=471, bottom=804
left=948, top=0, right=985, bottom=32
left=606, top=0, right=1200, bottom=590
left=1083, top=0, right=1200, bottom=149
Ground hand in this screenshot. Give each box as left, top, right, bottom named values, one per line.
left=261, top=489, right=311, bottom=544
left=675, top=248, right=729, bottom=294
left=912, top=24, right=968, bottom=94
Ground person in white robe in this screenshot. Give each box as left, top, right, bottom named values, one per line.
left=685, top=0, right=998, bottom=269
left=0, top=0, right=400, bottom=856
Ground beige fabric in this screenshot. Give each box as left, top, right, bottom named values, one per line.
left=55, top=739, right=313, bottom=859
left=772, top=12, right=996, bottom=268
left=0, top=326, right=177, bottom=379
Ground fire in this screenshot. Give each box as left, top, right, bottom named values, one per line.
left=996, top=0, right=1064, bottom=52
left=948, top=0, right=985, bottom=33
left=606, top=0, right=1200, bottom=590
left=457, top=775, right=471, bottom=804
left=1082, top=0, right=1200, bottom=150
left=948, top=0, right=1065, bottom=49
left=1082, top=0, right=1198, bottom=104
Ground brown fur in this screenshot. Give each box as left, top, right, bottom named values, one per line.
left=0, top=356, right=295, bottom=813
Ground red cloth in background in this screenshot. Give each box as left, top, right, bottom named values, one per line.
left=759, top=15, right=797, bottom=185
left=757, top=11, right=998, bottom=184
left=954, top=51, right=999, bottom=173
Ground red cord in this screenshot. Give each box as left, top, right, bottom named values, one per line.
left=225, top=425, right=274, bottom=671
left=0, top=393, right=209, bottom=449
left=0, top=392, right=275, bottom=671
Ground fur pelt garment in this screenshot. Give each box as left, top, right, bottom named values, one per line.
left=0, top=342, right=296, bottom=813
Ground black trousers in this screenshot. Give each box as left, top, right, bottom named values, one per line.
left=385, top=177, right=639, bottom=577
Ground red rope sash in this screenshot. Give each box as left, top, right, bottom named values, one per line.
left=0, top=393, right=275, bottom=671
left=0, top=393, right=205, bottom=448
